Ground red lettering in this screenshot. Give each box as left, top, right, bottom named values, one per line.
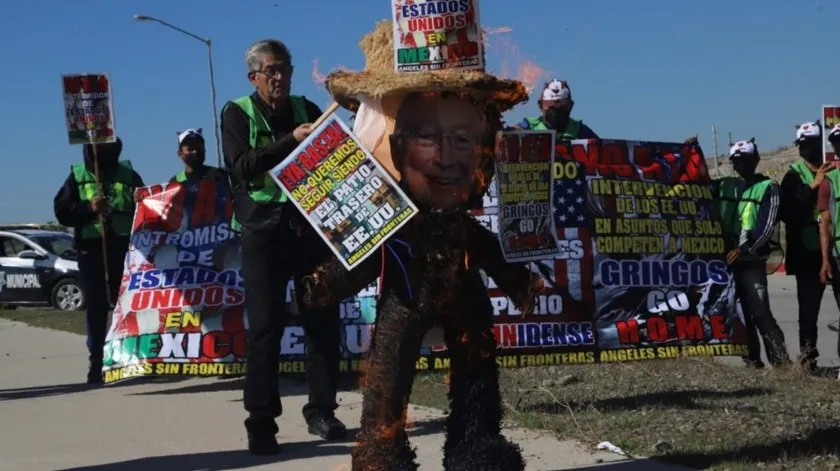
left=633, top=145, right=664, bottom=180
left=448, top=41, right=478, bottom=60
left=131, top=291, right=149, bottom=311
left=232, top=330, right=247, bottom=357
left=63, top=76, right=81, bottom=94
left=204, top=286, right=223, bottom=306
left=615, top=320, right=640, bottom=344
left=184, top=288, right=203, bottom=305
left=571, top=142, right=600, bottom=174
left=133, top=184, right=185, bottom=232
left=150, top=289, right=172, bottom=309
left=709, top=315, right=728, bottom=340
left=647, top=316, right=669, bottom=342
left=191, top=178, right=216, bottom=227
left=503, top=133, right=519, bottom=163
left=225, top=288, right=244, bottom=306
left=674, top=315, right=704, bottom=341
left=600, top=142, right=635, bottom=178
left=658, top=148, right=680, bottom=182
left=279, top=162, right=305, bottom=189
left=202, top=332, right=231, bottom=359
left=520, top=133, right=552, bottom=163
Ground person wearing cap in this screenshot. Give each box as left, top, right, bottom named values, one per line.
left=514, top=79, right=599, bottom=139
left=713, top=138, right=789, bottom=368
left=53, top=138, right=145, bottom=383
left=779, top=121, right=834, bottom=372
left=168, top=128, right=227, bottom=185
left=220, top=38, right=345, bottom=454
left=815, top=123, right=840, bottom=375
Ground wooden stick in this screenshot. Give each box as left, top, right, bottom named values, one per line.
left=311, top=102, right=340, bottom=129
left=90, top=143, right=112, bottom=307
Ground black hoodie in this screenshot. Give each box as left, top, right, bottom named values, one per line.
left=53, top=138, right=145, bottom=249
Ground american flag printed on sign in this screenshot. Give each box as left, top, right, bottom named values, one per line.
left=551, top=157, right=595, bottom=318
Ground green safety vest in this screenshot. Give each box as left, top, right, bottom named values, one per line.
left=71, top=160, right=135, bottom=240
left=170, top=166, right=220, bottom=184
left=789, top=162, right=821, bottom=251
left=524, top=116, right=582, bottom=139
left=715, top=177, right=775, bottom=262
left=825, top=170, right=840, bottom=257
left=223, top=95, right=311, bottom=231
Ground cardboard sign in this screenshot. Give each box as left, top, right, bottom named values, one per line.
left=62, top=73, right=116, bottom=145
left=270, top=115, right=418, bottom=270
left=494, top=130, right=560, bottom=262
left=391, top=0, right=484, bottom=72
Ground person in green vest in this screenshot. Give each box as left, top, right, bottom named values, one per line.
left=220, top=38, right=345, bottom=455
left=713, top=138, right=790, bottom=369
left=513, top=79, right=599, bottom=139
left=816, top=123, right=840, bottom=377
left=779, top=120, right=834, bottom=372
left=168, top=128, right=225, bottom=185
left=53, top=137, right=145, bottom=384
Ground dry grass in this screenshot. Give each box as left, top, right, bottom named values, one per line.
left=411, top=358, right=840, bottom=471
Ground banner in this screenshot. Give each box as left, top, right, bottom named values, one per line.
left=494, top=130, right=560, bottom=262
left=101, top=138, right=745, bottom=383
left=391, top=0, right=484, bottom=72
left=270, top=115, right=418, bottom=270
left=823, top=105, right=840, bottom=163
left=61, top=73, right=116, bottom=145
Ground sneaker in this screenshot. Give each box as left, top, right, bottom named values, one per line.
left=248, top=433, right=281, bottom=455
left=307, top=415, right=347, bottom=440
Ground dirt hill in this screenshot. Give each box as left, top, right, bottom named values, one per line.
left=710, top=146, right=800, bottom=181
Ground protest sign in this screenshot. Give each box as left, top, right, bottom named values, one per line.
left=270, top=115, right=418, bottom=270
left=823, top=105, right=840, bottom=163
left=101, top=137, right=745, bottom=383
left=391, top=0, right=484, bottom=72
left=494, top=130, right=560, bottom=262
left=61, top=73, right=115, bottom=145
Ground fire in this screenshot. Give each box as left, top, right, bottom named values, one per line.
left=464, top=250, right=470, bottom=270
left=311, top=57, right=328, bottom=85
left=485, top=28, right=551, bottom=94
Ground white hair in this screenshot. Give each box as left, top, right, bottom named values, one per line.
left=245, top=39, right=292, bottom=72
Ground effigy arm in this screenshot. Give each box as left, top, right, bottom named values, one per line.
left=464, top=217, right=544, bottom=315
left=300, top=251, right=382, bottom=309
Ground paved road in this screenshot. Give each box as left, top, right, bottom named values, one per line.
left=764, top=275, right=840, bottom=367
left=0, top=320, right=688, bottom=471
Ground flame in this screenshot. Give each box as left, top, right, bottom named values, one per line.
left=312, top=57, right=328, bottom=85
left=486, top=30, right=551, bottom=94
left=464, top=250, right=470, bottom=270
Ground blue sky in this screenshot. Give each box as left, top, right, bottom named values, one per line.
left=1, top=0, right=838, bottom=223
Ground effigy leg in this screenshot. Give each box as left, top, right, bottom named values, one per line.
left=440, top=271, right=525, bottom=471
left=351, top=294, right=432, bottom=471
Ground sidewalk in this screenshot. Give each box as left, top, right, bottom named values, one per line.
left=0, top=319, right=688, bottom=471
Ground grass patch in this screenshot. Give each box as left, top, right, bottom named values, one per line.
left=410, top=359, right=840, bottom=471
left=0, top=307, right=86, bottom=335
left=7, top=307, right=840, bottom=470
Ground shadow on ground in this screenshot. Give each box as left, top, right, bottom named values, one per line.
left=521, top=387, right=771, bottom=413
left=655, top=426, right=840, bottom=469
left=53, top=440, right=354, bottom=471
left=0, top=376, right=188, bottom=401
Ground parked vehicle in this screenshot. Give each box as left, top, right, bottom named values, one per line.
left=0, top=229, right=84, bottom=311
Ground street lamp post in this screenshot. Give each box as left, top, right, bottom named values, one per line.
left=133, top=15, right=222, bottom=167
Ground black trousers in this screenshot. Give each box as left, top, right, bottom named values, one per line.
left=794, top=258, right=840, bottom=363
left=77, top=236, right=128, bottom=362
left=241, top=222, right=342, bottom=436
left=732, top=261, right=789, bottom=366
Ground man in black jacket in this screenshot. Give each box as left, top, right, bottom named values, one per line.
left=221, top=38, right=345, bottom=455
left=779, top=121, right=834, bottom=371
left=53, top=138, right=144, bottom=383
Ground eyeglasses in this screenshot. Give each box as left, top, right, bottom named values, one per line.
left=403, top=132, right=479, bottom=152
left=256, top=65, right=293, bottom=79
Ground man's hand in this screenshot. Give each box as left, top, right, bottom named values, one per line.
left=90, top=195, right=106, bottom=214
left=820, top=261, right=833, bottom=284
left=293, top=123, right=314, bottom=143
left=133, top=189, right=144, bottom=203
left=811, top=162, right=833, bottom=189
left=725, top=248, right=740, bottom=265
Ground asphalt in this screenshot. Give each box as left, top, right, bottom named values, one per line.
left=0, top=274, right=837, bottom=471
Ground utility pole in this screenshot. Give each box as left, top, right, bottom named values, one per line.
left=711, top=125, right=720, bottom=176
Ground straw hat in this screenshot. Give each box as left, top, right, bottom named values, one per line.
left=325, top=20, right=529, bottom=112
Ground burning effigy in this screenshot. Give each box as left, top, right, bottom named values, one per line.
left=300, top=10, right=542, bottom=471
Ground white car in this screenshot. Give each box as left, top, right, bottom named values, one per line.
left=0, top=229, right=84, bottom=311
